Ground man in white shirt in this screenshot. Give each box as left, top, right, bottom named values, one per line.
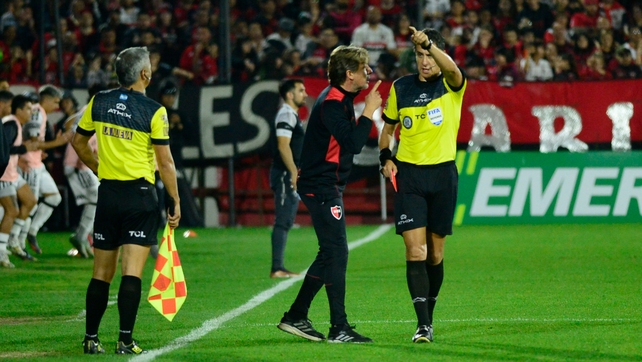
left=351, top=6, right=396, bottom=67
left=520, top=41, right=554, bottom=81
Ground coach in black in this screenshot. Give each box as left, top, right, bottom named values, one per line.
left=72, top=47, right=181, bottom=355
left=269, top=79, right=307, bottom=279
left=277, top=45, right=382, bottom=343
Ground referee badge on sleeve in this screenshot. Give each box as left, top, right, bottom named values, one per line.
left=403, top=116, right=413, bottom=129
left=331, top=205, right=342, bottom=220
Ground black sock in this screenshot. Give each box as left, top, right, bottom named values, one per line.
left=288, top=273, right=324, bottom=320
left=426, top=260, right=444, bottom=325
left=85, top=278, right=110, bottom=341
left=407, top=260, right=431, bottom=326
left=118, top=276, right=142, bottom=345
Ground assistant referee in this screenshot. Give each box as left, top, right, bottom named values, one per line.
left=379, top=27, right=466, bottom=344
left=72, top=47, right=180, bottom=355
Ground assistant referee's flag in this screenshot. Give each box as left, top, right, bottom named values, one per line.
left=148, top=224, right=186, bottom=321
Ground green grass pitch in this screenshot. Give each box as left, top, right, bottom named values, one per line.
left=0, top=224, right=641, bottom=361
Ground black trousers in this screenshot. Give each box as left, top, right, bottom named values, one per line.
left=296, top=193, right=349, bottom=326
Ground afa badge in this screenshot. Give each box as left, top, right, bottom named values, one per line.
left=403, top=116, right=413, bottom=129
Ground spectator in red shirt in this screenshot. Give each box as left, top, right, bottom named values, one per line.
left=379, top=0, right=402, bottom=28
left=392, top=13, right=412, bottom=57
left=494, top=0, right=516, bottom=35
left=174, top=0, right=196, bottom=29
left=580, top=52, right=613, bottom=80
left=600, top=0, right=626, bottom=30
left=573, top=33, right=594, bottom=69
left=253, top=0, right=280, bottom=36
left=445, top=0, right=466, bottom=36
left=327, top=0, right=362, bottom=44
left=570, top=0, right=599, bottom=32
left=8, top=45, right=31, bottom=83
left=179, top=26, right=218, bottom=85
left=502, top=26, right=523, bottom=64
left=473, top=25, right=496, bottom=66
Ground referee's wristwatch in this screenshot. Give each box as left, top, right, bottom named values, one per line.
left=422, top=39, right=433, bottom=51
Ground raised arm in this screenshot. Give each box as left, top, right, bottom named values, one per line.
left=410, top=26, right=464, bottom=89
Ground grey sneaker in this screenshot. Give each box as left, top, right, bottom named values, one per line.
left=115, top=340, right=147, bottom=354
left=83, top=339, right=105, bottom=354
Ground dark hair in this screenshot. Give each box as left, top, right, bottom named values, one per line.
left=278, top=79, right=304, bottom=100
left=422, top=28, right=445, bottom=49
left=327, top=45, right=369, bottom=87
left=39, top=85, right=62, bottom=100
left=0, top=90, right=13, bottom=103
left=11, top=94, right=32, bottom=115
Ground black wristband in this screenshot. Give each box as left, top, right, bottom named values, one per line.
left=379, top=148, right=392, bottom=167
left=422, top=39, right=433, bottom=51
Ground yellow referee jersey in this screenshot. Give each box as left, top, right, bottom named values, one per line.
left=382, top=72, right=466, bottom=165
left=77, top=88, right=169, bottom=184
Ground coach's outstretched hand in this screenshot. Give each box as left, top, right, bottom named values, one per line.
left=363, top=80, right=382, bottom=119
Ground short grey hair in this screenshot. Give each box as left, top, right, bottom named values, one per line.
left=115, top=47, right=151, bottom=87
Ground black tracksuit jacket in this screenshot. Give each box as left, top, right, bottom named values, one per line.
left=297, top=85, right=373, bottom=198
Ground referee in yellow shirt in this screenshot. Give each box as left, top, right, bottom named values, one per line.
left=379, top=27, right=466, bottom=344
left=72, top=47, right=181, bottom=355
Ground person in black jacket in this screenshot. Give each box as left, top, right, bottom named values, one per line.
left=277, top=45, right=382, bottom=344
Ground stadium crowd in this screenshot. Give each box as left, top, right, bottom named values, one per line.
left=1, top=0, right=642, bottom=88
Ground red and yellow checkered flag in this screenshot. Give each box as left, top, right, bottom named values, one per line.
left=148, top=224, right=186, bottom=321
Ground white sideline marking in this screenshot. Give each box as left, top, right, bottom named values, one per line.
left=131, top=224, right=393, bottom=362
left=222, top=317, right=637, bottom=328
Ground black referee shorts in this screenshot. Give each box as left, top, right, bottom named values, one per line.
left=394, top=160, right=458, bottom=236
left=93, top=178, right=160, bottom=250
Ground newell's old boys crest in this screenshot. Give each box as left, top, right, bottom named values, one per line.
left=331, top=205, right=342, bottom=220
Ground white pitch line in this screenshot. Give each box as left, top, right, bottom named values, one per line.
left=131, top=224, right=393, bottom=362
left=214, top=317, right=639, bottom=328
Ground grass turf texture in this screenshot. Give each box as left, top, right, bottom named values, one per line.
left=0, top=224, right=640, bottom=361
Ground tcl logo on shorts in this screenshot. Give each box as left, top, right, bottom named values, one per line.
left=331, top=205, right=342, bottom=220
left=94, top=233, right=105, bottom=240
left=129, top=231, right=147, bottom=238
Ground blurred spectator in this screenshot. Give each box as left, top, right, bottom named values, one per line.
left=570, top=0, right=600, bottom=32
left=380, top=0, right=402, bottom=27
left=472, top=25, right=496, bottom=66
left=374, top=52, right=398, bottom=80
left=86, top=56, right=109, bottom=87
left=15, top=5, right=36, bottom=50
left=78, top=11, right=100, bottom=55
left=601, top=0, right=626, bottom=30
left=125, top=13, right=160, bottom=48
left=248, top=22, right=266, bottom=55
left=487, top=47, right=521, bottom=81
left=520, top=41, right=553, bottom=81
left=158, top=84, right=185, bottom=168
left=446, top=0, right=466, bottom=36
left=494, top=0, right=516, bottom=35
left=622, top=26, right=641, bottom=63
left=464, top=9, right=481, bottom=45
left=501, top=26, right=523, bottom=63
left=8, top=45, right=31, bottom=83
left=611, top=47, right=642, bottom=79
left=232, top=36, right=260, bottom=81
left=309, top=28, right=341, bottom=76
left=147, top=49, right=194, bottom=99
left=294, top=13, right=316, bottom=59
left=393, top=13, right=412, bottom=57
left=553, top=53, right=579, bottom=81
left=67, top=63, right=88, bottom=88
left=327, top=0, right=361, bottom=44
left=351, top=6, right=396, bottom=67
left=580, top=52, right=613, bottom=80
left=424, top=0, right=450, bottom=30
left=1, top=0, right=21, bottom=32
left=253, top=0, right=279, bottom=35
left=100, top=11, right=128, bottom=47
left=266, top=17, right=295, bottom=52
left=119, top=0, right=140, bottom=26
left=518, top=0, right=553, bottom=39
left=0, top=78, right=9, bottom=90
left=179, top=27, right=217, bottom=85
left=573, top=33, right=594, bottom=69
